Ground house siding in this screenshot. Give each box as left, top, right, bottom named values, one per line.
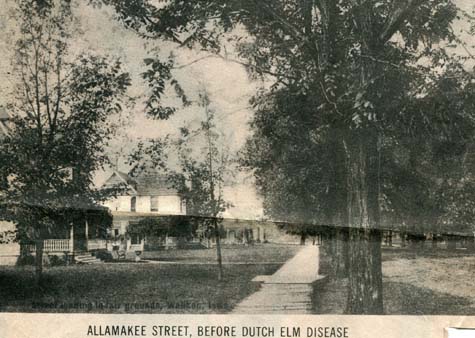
left=103, top=196, right=133, bottom=212
left=104, top=195, right=184, bottom=215
left=157, top=195, right=183, bottom=214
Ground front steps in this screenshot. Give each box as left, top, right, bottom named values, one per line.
left=232, top=283, right=315, bottom=314
left=74, top=253, right=104, bottom=264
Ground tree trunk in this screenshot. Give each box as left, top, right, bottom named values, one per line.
left=346, top=228, right=383, bottom=314
left=326, top=134, right=349, bottom=278
left=467, top=235, right=475, bottom=252
left=344, top=130, right=384, bottom=314
left=35, top=239, right=44, bottom=286
left=319, top=231, right=334, bottom=276
left=431, top=233, right=438, bottom=250
left=332, top=227, right=349, bottom=278
left=328, top=234, right=336, bottom=275
left=300, top=234, right=307, bottom=245
left=432, top=235, right=438, bottom=249
left=446, top=236, right=457, bottom=251
left=400, top=231, right=406, bottom=248
left=214, top=220, right=223, bottom=281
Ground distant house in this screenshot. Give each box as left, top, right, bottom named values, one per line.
left=101, top=170, right=187, bottom=250
left=100, top=170, right=309, bottom=250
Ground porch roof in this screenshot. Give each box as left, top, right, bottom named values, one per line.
left=111, top=212, right=186, bottom=221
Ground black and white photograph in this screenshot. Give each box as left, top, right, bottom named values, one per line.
left=1, top=0, right=475, bottom=320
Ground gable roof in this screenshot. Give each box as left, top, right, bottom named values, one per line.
left=103, top=170, right=179, bottom=196
left=0, top=106, right=9, bottom=120
left=0, top=221, right=15, bottom=232
left=0, top=121, right=10, bottom=139
left=103, top=171, right=137, bottom=194
left=0, top=107, right=11, bottom=139
left=134, top=174, right=178, bottom=196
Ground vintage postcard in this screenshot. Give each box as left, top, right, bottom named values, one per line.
left=1, top=0, right=475, bottom=337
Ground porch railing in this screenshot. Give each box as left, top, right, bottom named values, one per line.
left=129, top=242, right=144, bottom=252
left=44, top=239, right=70, bottom=252
left=87, top=239, right=107, bottom=251
left=23, top=239, right=71, bottom=253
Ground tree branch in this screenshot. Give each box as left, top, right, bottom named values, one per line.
left=53, top=55, right=61, bottom=133
left=379, top=0, right=425, bottom=44
left=19, top=61, right=38, bottom=120
left=359, top=54, right=403, bottom=69
left=258, top=2, right=305, bottom=41
left=33, top=39, right=43, bottom=140
left=173, top=53, right=296, bottom=85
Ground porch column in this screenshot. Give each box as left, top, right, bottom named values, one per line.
left=85, top=219, right=89, bottom=251
left=69, top=225, right=74, bottom=254
left=85, top=219, right=89, bottom=239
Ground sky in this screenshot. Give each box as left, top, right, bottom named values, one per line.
left=0, top=0, right=474, bottom=221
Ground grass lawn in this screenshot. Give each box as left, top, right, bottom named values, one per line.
left=313, top=248, right=475, bottom=315
left=381, top=246, right=474, bottom=261
left=142, top=243, right=301, bottom=263
left=0, top=244, right=301, bottom=313
left=0, top=263, right=282, bottom=313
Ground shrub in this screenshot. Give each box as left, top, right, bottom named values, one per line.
left=16, top=254, right=35, bottom=266
left=48, top=254, right=66, bottom=266
left=94, top=250, right=113, bottom=262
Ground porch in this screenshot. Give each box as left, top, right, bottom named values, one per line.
left=22, top=238, right=108, bottom=254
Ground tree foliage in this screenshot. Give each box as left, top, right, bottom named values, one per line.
left=169, top=90, right=232, bottom=221
left=0, top=0, right=131, bottom=262
left=128, top=216, right=193, bottom=238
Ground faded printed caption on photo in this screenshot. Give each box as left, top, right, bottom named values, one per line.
left=87, top=324, right=349, bottom=338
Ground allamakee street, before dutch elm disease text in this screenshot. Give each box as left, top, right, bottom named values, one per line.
left=85, top=325, right=350, bottom=338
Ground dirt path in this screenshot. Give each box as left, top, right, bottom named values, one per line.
left=232, top=245, right=323, bottom=314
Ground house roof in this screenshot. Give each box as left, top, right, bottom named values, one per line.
left=134, top=174, right=178, bottom=195
left=0, top=221, right=15, bottom=232
left=0, top=107, right=10, bottom=139
left=0, top=121, right=10, bottom=139
left=103, top=170, right=179, bottom=196
left=116, top=171, right=137, bottom=187
left=0, top=106, right=9, bottom=120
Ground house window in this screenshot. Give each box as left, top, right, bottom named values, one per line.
left=131, top=196, right=136, bottom=212
left=150, top=196, right=158, bottom=212
left=131, top=234, right=141, bottom=245
left=180, top=199, right=186, bottom=214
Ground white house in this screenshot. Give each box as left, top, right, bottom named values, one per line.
left=101, top=170, right=187, bottom=250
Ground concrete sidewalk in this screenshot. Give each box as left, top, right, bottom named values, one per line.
left=232, top=245, right=324, bottom=314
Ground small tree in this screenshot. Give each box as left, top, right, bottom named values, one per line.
left=171, top=89, right=232, bottom=281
